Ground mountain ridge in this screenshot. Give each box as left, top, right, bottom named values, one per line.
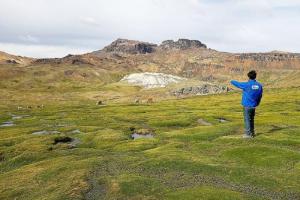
left=1, top=38, right=300, bottom=92
left=1, top=38, right=300, bottom=60
left=0, top=38, right=300, bottom=104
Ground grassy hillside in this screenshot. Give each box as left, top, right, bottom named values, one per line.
left=1, top=45, right=300, bottom=106
left=1, top=60, right=300, bottom=106
left=0, top=86, right=299, bottom=200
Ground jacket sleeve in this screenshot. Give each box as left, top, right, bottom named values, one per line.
left=230, top=80, right=247, bottom=90
left=257, top=87, right=263, bottom=105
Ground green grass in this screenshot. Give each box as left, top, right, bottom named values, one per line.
left=0, top=87, right=300, bottom=200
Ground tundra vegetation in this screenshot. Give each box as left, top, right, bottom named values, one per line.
left=0, top=85, right=299, bottom=200
left=0, top=39, right=300, bottom=199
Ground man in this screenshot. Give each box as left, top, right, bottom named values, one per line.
left=230, top=70, right=263, bottom=138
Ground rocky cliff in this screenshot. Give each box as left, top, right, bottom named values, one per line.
left=236, top=52, right=300, bottom=62
left=159, top=39, right=207, bottom=50
left=102, top=39, right=157, bottom=54
left=98, top=38, right=207, bottom=54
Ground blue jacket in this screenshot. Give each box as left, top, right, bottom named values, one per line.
left=230, top=79, right=263, bottom=107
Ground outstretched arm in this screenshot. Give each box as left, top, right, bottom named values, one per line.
left=230, top=80, right=247, bottom=90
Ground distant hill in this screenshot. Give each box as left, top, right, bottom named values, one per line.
left=0, top=51, right=32, bottom=65
left=0, top=38, right=300, bottom=103
left=2, top=38, right=300, bottom=74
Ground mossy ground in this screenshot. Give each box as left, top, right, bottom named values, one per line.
left=0, top=87, right=299, bottom=200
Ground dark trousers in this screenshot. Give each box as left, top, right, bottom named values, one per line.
left=243, top=107, right=256, bottom=136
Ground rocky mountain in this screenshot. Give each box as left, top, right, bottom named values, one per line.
left=101, top=38, right=157, bottom=54
left=160, top=39, right=207, bottom=50
left=92, top=38, right=207, bottom=55
left=21, top=38, right=300, bottom=75
left=1, top=38, right=300, bottom=102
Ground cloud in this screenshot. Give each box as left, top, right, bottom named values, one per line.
left=19, top=35, right=39, bottom=43
left=0, top=42, right=94, bottom=58
left=80, top=17, right=99, bottom=26
left=0, top=0, right=300, bottom=57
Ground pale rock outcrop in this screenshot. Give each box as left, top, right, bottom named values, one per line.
left=120, top=72, right=186, bottom=88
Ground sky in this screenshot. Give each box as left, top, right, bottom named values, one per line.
left=0, top=0, right=300, bottom=58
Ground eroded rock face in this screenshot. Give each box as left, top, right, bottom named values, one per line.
left=172, top=84, right=229, bottom=96
left=32, top=58, right=62, bottom=65
left=103, top=39, right=157, bottom=54
left=101, top=38, right=207, bottom=54
left=160, top=39, right=207, bottom=50
left=6, top=60, right=19, bottom=64
left=32, top=55, right=93, bottom=66
left=237, top=52, right=300, bottom=62
left=120, top=72, right=186, bottom=88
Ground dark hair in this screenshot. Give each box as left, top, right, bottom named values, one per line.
left=247, top=70, right=257, bottom=80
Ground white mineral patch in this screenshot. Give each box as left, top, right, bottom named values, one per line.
left=120, top=72, right=186, bottom=88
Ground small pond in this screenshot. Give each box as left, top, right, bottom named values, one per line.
left=131, top=133, right=154, bottom=140
left=0, top=121, right=15, bottom=127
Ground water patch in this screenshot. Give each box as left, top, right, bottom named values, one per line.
left=0, top=121, right=15, bottom=127
left=10, top=114, right=30, bottom=120
left=131, top=133, right=154, bottom=139
left=130, top=128, right=155, bottom=140
left=32, top=130, right=61, bottom=135
left=53, top=136, right=73, bottom=144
